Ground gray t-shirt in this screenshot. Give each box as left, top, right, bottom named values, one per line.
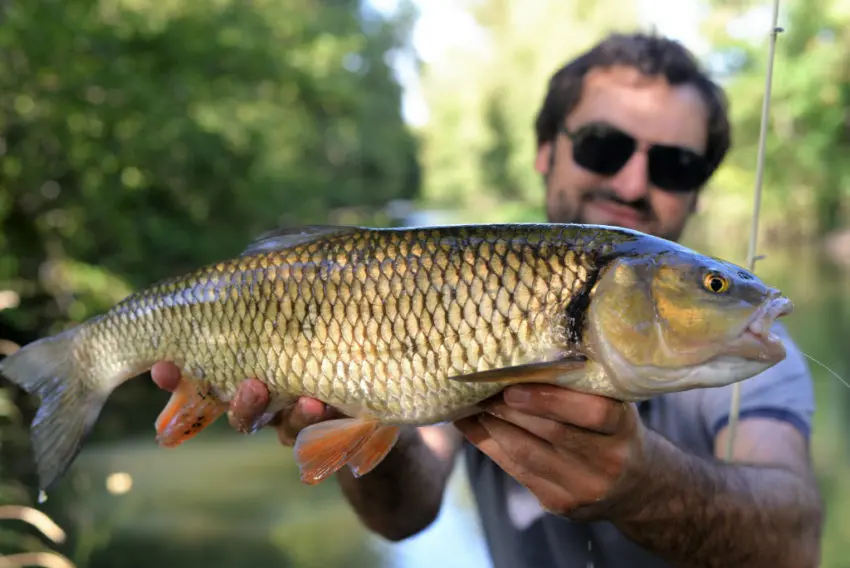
left=462, top=323, right=815, bottom=568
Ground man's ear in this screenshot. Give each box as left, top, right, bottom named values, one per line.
left=535, top=142, right=552, bottom=176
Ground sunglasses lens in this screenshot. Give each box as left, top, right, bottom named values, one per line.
left=571, top=125, right=636, bottom=176
left=648, top=146, right=709, bottom=192
left=565, top=122, right=709, bottom=193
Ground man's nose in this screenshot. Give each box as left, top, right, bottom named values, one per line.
left=608, top=150, right=650, bottom=202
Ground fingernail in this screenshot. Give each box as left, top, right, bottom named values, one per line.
left=483, top=402, right=506, bottom=419
left=242, top=387, right=260, bottom=408
left=504, top=386, right=531, bottom=405
left=248, top=411, right=275, bottom=434
left=294, top=401, right=313, bottom=424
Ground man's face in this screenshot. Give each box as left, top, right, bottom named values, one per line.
left=536, top=65, right=710, bottom=241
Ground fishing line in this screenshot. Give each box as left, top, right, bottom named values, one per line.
left=801, top=352, right=850, bottom=391
left=724, top=0, right=784, bottom=462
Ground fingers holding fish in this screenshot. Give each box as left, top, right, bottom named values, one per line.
left=150, top=364, right=273, bottom=435
left=498, top=385, right=627, bottom=436
left=149, top=360, right=336, bottom=446
left=479, top=401, right=613, bottom=462
left=224, top=382, right=340, bottom=441
left=151, top=361, right=182, bottom=393
left=459, top=390, right=645, bottom=517
left=275, top=397, right=334, bottom=446
left=456, top=413, right=606, bottom=515
left=479, top=399, right=633, bottom=481
left=454, top=415, right=558, bottom=486
left=226, top=378, right=272, bottom=433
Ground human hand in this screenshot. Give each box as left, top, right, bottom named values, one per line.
left=454, top=384, right=651, bottom=521
left=150, top=361, right=341, bottom=446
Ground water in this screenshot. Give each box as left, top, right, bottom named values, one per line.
left=31, top=233, right=850, bottom=568
left=54, top=433, right=493, bottom=568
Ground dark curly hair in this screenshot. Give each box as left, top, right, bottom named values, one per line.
left=534, top=31, right=731, bottom=181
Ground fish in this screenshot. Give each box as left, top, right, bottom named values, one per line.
left=0, top=223, right=793, bottom=492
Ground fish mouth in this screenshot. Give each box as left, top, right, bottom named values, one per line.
left=729, top=295, right=794, bottom=362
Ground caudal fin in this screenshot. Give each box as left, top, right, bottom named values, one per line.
left=0, top=327, right=109, bottom=492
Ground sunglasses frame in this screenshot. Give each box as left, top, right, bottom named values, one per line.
left=558, top=121, right=711, bottom=193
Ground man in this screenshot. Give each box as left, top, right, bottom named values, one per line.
left=152, top=32, right=823, bottom=567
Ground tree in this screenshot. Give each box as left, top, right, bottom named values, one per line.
left=0, top=0, right=421, bottom=338
left=697, top=0, right=850, bottom=244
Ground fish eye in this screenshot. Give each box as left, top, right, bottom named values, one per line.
left=703, top=272, right=730, bottom=294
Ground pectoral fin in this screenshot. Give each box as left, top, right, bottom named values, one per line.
left=293, top=418, right=400, bottom=485
left=155, top=378, right=228, bottom=447
left=448, top=356, right=588, bottom=385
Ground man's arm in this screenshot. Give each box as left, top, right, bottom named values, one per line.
left=336, top=423, right=463, bottom=541
left=605, top=418, right=823, bottom=568
left=456, top=383, right=822, bottom=568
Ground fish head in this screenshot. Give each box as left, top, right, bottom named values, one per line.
left=584, top=248, right=793, bottom=398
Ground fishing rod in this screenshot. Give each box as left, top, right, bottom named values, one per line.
left=724, top=0, right=783, bottom=462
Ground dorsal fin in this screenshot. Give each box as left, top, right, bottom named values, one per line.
left=240, top=225, right=359, bottom=257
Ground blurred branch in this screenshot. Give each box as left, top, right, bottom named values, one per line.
left=0, top=506, right=66, bottom=545
left=0, top=506, right=74, bottom=568
left=0, top=552, right=75, bottom=568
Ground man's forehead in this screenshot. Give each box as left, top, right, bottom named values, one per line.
left=584, top=65, right=668, bottom=89
left=566, top=65, right=709, bottom=151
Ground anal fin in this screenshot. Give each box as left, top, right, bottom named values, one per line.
left=293, top=418, right=400, bottom=485
left=448, top=356, right=588, bottom=385
left=155, top=378, right=228, bottom=447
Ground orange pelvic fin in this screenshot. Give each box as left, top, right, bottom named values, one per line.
left=155, top=378, right=228, bottom=447
left=293, top=418, right=400, bottom=485
left=447, top=356, right=588, bottom=385
left=345, top=423, right=400, bottom=478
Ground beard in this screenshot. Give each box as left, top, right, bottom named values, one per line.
left=546, top=185, right=686, bottom=242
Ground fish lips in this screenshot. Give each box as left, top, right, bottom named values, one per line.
left=726, top=295, right=794, bottom=363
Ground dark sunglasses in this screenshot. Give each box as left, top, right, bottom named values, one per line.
left=558, top=122, right=710, bottom=192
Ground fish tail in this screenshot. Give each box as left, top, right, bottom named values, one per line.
left=0, top=326, right=111, bottom=492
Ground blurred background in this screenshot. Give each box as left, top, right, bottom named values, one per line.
left=0, top=0, right=848, bottom=566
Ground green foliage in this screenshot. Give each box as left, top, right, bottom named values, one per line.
left=697, top=0, right=850, bottom=242
left=0, top=0, right=420, bottom=337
